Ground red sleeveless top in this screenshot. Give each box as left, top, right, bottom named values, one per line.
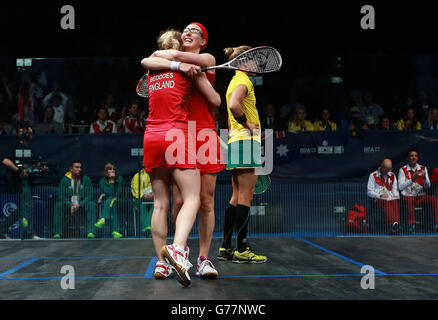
left=146, top=70, right=191, bottom=131
left=187, top=72, right=216, bottom=130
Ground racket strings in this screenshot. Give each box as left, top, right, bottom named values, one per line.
left=136, top=74, right=149, bottom=98
left=231, top=47, right=282, bottom=73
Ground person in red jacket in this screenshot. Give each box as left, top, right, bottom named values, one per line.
left=89, top=107, right=117, bottom=134
left=367, top=158, right=401, bottom=234
left=398, top=150, right=438, bottom=233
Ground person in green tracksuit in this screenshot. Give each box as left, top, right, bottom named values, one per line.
left=95, top=163, right=123, bottom=238
left=131, top=167, right=153, bottom=237
left=53, top=161, right=99, bottom=239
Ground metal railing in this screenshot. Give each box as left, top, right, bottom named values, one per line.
left=1, top=182, right=437, bottom=239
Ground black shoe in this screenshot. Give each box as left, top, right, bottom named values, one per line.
left=408, top=224, right=416, bottom=234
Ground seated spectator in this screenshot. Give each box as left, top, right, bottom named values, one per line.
left=396, top=108, right=422, bottom=131
left=34, top=107, right=64, bottom=134
left=417, top=90, right=431, bottom=123
left=117, top=102, right=145, bottom=133
left=131, top=166, right=154, bottom=237
left=17, top=81, right=36, bottom=127
left=53, top=161, right=99, bottom=239
left=103, top=93, right=122, bottom=123
left=287, top=105, right=314, bottom=132
left=359, top=90, right=384, bottom=129
left=424, top=107, right=438, bottom=131
left=89, top=107, right=117, bottom=134
left=313, top=108, right=337, bottom=131
left=42, top=86, right=68, bottom=130
left=261, top=103, right=282, bottom=131
left=0, top=117, right=16, bottom=135
left=377, top=115, right=397, bottom=131
left=367, top=158, right=401, bottom=234
left=348, top=106, right=368, bottom=138
left=398, top=150, right=438, bottom=234
left=96, top=163, right=124, bottom=238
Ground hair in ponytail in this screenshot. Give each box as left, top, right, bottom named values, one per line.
left=224, top=45, right=252, bottom=61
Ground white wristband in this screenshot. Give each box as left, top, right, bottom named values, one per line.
left=170, top=61, right=181, bottom=71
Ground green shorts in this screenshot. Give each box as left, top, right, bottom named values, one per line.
left=226, top=139, right=262, bottom=170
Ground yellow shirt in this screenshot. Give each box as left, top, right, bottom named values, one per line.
left=396, top=119, right=422, bottom=131
left=288, top=120, right=315, bottom=132
left=313, top=120, right=337, bottom=131
left=226, top=71, right=261, bottom=143
left=131, top=169, right=153, bottom=199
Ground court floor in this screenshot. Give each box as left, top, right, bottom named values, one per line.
left=0, top=236, right=437, bottom=300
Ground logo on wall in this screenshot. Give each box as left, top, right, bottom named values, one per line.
left=3, top=203, right=18, bottom=218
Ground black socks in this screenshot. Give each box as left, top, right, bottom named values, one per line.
left=235, top=204, right=250, bottom=253
left=222, top=204, right=236, bottom=249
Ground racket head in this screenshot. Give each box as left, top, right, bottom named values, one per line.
left=229, top=46, right=282, bottom=74
left=254, top=175, right=271, bottom=195
left=136, top=74, right=148, bottom=98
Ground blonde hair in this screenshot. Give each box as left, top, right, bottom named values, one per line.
left=104, top=163, right=116, bottom=178
left=224, top=45, right=252, bottom=61
left=157, top=29, right=182, bottom=50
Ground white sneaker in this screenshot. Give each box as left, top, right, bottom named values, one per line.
left=161, top=244, right=193, bottom=287
left=32, top=235, right=42, bottom=240
left=154, top=260, right=173, bottom=279
left=196, top=257, right=218, bottom=279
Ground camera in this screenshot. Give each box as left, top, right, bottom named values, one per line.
left=16, top=157, right=56, bottom=178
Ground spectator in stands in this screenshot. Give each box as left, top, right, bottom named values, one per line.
left=348, top=106, right=368, bottom=138
left=261, top=103, right=282, bottom=131
left=367, top=158, right=401, bottom=234
left=29, top=68, right=48, bottom=123
left=131, top=166, right=154, bottom=237
left=417, top=90, right=431, bottom=123
left=396, top=107, right=422, bottom=131
left=103, top=93, right=122, bottom=123
left=116, top=101, right=145, bottom=133
left=16, top=81, right=35, bottom=127
left=388, top=93, right=407, bottom=123
left=0, top=117, right=16, bottom=135
left=34, top=106, right=64, bottom=134
left=96, top=163, right=124, bottom=238
left=313, top=108, right=337, bottom=131
left=53, top=161, right=100, bottom=239
left=424, top=107, right=438, bottom=131
left=359, top=90, right=384, bottom=130
left=42, top=84, right=68, bottom=130
left=398, top=150, right=438, bottom=234
left=89, top=107, right=117, bottom=134
left=280, top=90, right=306, bottom=124
left=287, top=105, right=314, bottom=132
left=377, top=115, right=397, bottom=131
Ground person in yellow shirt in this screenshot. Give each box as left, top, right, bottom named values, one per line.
left=313, top=108, right=337, bottom=131
left=396, top=108, right=422, bottom=131
left=218, top=45, right=267, bottom=264
left=131, top=167, right=154, bottom=237
left=288, top=105, right=315, bottom=132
